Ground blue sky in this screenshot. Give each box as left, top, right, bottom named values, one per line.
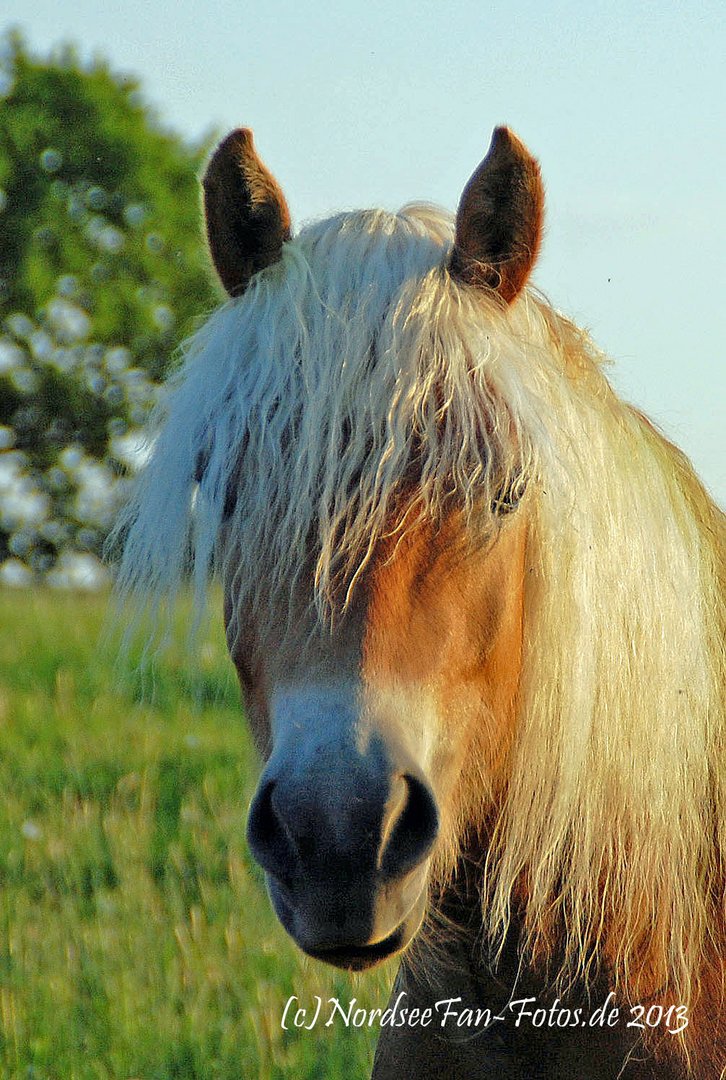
left=3, top=0, right=724, bottom=502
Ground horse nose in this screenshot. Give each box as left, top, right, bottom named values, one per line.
left=246, top=769, right=438, bottom=884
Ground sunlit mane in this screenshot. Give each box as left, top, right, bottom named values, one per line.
left=117, top=205, right=533, bottom=616
left=115, top=203, right=725, bottom=1023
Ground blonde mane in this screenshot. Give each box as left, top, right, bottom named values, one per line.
left=116, top=204, right=725, bottom=1014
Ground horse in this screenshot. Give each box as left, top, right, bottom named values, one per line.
left=116, top=126, right=725, bottom=1078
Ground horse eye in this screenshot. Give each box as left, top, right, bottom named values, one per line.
left=490, top=472, right=527, bottom=516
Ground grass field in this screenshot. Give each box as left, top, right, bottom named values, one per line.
left=0, top=589, right=394, bottom=1079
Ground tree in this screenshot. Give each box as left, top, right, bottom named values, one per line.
left=0, top=31, right=218, bottom=585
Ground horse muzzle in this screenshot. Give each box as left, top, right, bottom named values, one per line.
left=246, top=709, right=439, bottom=970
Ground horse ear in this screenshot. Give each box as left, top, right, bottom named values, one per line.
left=202, top=128, right=291, bottom=297
left=449, top=127, right=544, bottom=304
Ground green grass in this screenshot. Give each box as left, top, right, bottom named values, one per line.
left=0, top=589, right=394, bottom=1079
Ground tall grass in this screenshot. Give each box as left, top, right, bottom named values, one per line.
left=0, top=589, right=393, bottom=1079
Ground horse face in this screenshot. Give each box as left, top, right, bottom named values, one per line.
left=203, top=125, right=540, bottom=968
left=224, top=510, right=526, bottom=970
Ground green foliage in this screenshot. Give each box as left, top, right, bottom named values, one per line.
left=0, top=32, right=219, bottom=582
left=0, top=589, right=392, bottom=1078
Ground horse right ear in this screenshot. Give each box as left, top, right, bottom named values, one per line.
left=202, top=128, right=291, bottom=296
left=449, top=127, right=544, bottom=305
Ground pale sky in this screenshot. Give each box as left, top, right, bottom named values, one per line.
left=3, top=0, right=724, bottom=502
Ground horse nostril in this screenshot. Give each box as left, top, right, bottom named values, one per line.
left=246, top=779, right=298, bottom=881
left=379, top=773, right=439, bottom=881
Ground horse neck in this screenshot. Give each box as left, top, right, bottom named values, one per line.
left=391, top=844, right=689, bottom=1080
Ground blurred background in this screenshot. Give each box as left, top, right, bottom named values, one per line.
left=0, top=4, right=723, bottom=1078
left=0, top=31, right=217, bottom=588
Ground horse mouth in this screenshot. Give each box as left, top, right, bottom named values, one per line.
left=305, top=921, right=410, bottom=971
left=268, top=875, right=428, bottom=971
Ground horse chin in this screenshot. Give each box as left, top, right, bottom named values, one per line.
left=267, top=876, right=428, bottom=972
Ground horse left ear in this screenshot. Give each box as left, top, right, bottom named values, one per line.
left=449, top=127, right=544, bottom=304
left=202, top=128, right=291, bottom=297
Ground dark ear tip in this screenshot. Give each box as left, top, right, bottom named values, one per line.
left=204, top=128, right=254, bottom=182
left=491, top=125, right=512, bottom=147
left=226, top=127, right=255, bottom=151
left=487, top=126, right=535, bottom=166
left=219, top=126, right=254, bottom=147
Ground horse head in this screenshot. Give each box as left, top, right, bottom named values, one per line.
left=201, top=127, right=542, bottom=969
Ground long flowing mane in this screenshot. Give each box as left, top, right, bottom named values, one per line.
left=116, top=203, right=725, bottom=1021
